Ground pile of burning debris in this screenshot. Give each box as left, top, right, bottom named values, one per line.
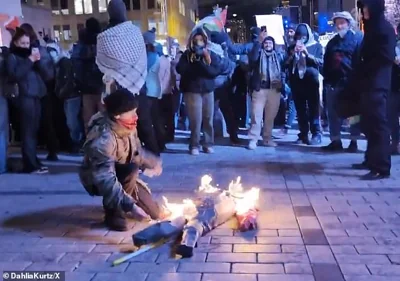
left=112, top=176, right=260, bottom=266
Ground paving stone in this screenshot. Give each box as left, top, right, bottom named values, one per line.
left=211, top=236, right=255, bottom=244
left=375, top=237, right=400, bottom=245
left=91, top=244, right=134, bottom=253
left=178, top=262, right=230, bottom=273
left=0, top=262, right=32, bottom=271
left=107, top=251, right=158, bottom=263
left=0, top=253, right=19, bottom=262
left=146, top=273, right=201, bottom=281
left=59, top=253, right=111, bottom=263
left=323, top=229, right=348, bottom=237
left=258, top=274, right=315, bottom=281
left=12, top=253, right=65, bottom=263
left=347, top=230, right=396, bottom=238
left=206, top=253, right=256, bottom=263
left=25, top=262, right=79, bottom=271
left=257, top=237, right=304, bottom=245
left=284, top=263, right=313, bottom=274
left=339, top=265, right=370, bottom=276
left=91, top=273, right=147, bottom=281
left=233, top=244, right=281, bottom=253
left=306, top=246, right=336, bottom=264
left=344, top=276, right=400, bottom=281
left=205, top=229, right=234, bottom=236
left=302, top=229, right=328, bottom=245
left=202, top=273, right=257, bottom=281
left=367, top=265, right=400, bottom=275
left=258, top=253, right=309, bottom=263
left=388, top=255, right=400, bottom=264
left=282, top=245, right=307, bottom=253
left=47, top=244, right=96, bottom=253
left=232, top=263, right=284, bottom=274
left=125, top=262, right=177, bottom=273
left=312, top=264, right=345, bottom=281
left=279, top=230, right=302, bottom=237
left=335, top=254, right=391, bottom=264
left=294, top=206, right=316, bottom=217
left=76, top=262, right=128, bottom=272
left=327, top=237, right=377, bottom=245
left=157, top=253, right=207, bottom=263
left=330, top=246, right=358, bottom=254
left=356, top=245, right=400, bottom=255
left=195, top=244, right=233, bottom=253
left=298, top=217, right=321, bottom=229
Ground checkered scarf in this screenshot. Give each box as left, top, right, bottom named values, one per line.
left=96, top=21, right=147, bottom=95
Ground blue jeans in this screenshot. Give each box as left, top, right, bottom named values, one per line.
left=64, top=97, right=83, bottom=145
left=326, top=86, right=360, bottom=141
left=0, top=96, right=8, bottom=173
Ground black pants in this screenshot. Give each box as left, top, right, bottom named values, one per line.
left=214, top=81, right=238, bottom=139
left=292, top=78, right=321, bottom=137
left=39, top=95, right=59, bottom=154
left=137, top=95, right=164, bottom=155
left=389, top=92, right=400, bottom=146
left=114, top=162, right=161, bottom=220
left=19, top=97, right=42, bottom=172
left=160, top=94, right=175, bottom=143
left=274, top=96, right=287, bottom=128
left=362, top=91, right=391, bottom=174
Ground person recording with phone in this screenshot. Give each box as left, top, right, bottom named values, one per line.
left=286, top=23, right=323, bottom=145
left=6, top=28, right=50, bottom=174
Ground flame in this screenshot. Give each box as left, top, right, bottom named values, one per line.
left=162, top=175, right=259, bottom=220
left=199, top=175, right=220, bottom=193
left=162, top=196, right=197, bottom=220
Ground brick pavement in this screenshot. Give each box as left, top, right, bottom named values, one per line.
left=1, top=131, right=400, bottom=280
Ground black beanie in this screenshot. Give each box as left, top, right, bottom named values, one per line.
left=86, top=17, right=101, bottom=34
left=295, top=24, right=309, bottom=41
left=103, top=89, right=139, bottom=116
left=108, top=0, right=127, bottom=24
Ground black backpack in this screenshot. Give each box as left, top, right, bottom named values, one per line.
left=55, top=57, right=76, bottom=100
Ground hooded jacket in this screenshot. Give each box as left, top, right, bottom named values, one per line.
left=79, top=111, right=159, bottom=211
left=355, top=0, right=396, bottom=93
left=286, top=23, right=323, bottom=84
left=176, top=28, right=232, bottom=94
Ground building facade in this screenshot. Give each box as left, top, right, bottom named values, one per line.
left=49, top=0, right=197, bottom=48
left=226, top=18, right=247, bottom=43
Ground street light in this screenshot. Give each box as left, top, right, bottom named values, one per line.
left=233, top=13, right=237, bottom=17
left=227, top=28, right=231, bottom=32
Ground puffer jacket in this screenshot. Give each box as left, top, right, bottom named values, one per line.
left=6, top=45, right=52, bottom=98
left=79, top=112, right=159, bottom=212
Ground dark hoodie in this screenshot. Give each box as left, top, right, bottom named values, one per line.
left=176, top=28, right=230, bottom=94
left=71, top=18, right=103, bottom=95
left=356, top=0, right=396, bottom=93
left=286, top=23, right=323, bottom=84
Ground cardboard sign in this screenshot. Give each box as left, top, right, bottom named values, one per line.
left=255, top=14, right=285, bottom=45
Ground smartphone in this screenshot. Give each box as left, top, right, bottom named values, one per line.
left=261, top=26, right=267, bottom=32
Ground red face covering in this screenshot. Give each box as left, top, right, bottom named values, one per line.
left=116, top=116, right=138, bottom=131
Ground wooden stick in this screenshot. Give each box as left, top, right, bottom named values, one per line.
left=112, top=238, right=168, bottom=266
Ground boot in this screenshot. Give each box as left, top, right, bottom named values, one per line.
left=322, top=140, right=343, bottom=152
left=346, top=140, right=358, bottom=153
left=46, top=152, right=58, bottom=161
left=104, top=208, right=127, bottom=231
left=295, top=136, right=310, bottom=145
left=309, top=134, right=322, bottom=145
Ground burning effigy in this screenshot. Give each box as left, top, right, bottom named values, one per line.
left=125, top=176, right=260, bottom=261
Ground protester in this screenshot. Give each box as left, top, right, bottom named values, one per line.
left=176, top=27, right=231, bottom=155
left=284, top=23, right=297, bottom=48
left=287, top=23, right=323, bottom=145
left=231, top=56, right=249, bottom=128
left=20, top=23, right=58, bottom=161
left=247, top=36, right=285, bottom=149
left=352, top=0, right=395, bottom=180
left=0, top=47, right=9, bottom=174
left=390, top=23, right=400, bottom=155
left=7, top=28, right=51, bottom=174
left=71, top=18, right=103, bottom=133
left=322, top=11, right=363, bottom=152
left=79, top=89, right=165, bottom=231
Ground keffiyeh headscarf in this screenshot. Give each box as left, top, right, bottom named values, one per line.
left=96, top=21, right=147, bottom=95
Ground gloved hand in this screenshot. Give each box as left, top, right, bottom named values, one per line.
left=143, top=160, right=162, bottom=177
left=130, top=204, right=150, bottom=221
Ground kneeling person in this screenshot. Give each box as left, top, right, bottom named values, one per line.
left=79, top=89, right=164, bottom=231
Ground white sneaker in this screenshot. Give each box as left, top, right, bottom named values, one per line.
left=203, top=147, right=214, bottom=154
left=247, top=140, right=257, bottom=150
left=263, top=140, right=278, bottom=147
left=190, top=148, right=200, bottom=156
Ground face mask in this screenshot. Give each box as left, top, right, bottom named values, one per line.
left=117, top=116, right=138, bottom=131
left=193, top=45, right=204, bottom=56
left=338, top=29, right=348, bottom=38
left=50, top=51, right=59, bottom=63
left=301, top=36, right=307, bottom=44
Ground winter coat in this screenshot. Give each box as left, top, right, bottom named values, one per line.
left=248, top=40, right=286, bottom=92
left=391, top=61, right=400, bottom=93
left=0, top=47, right=8, bottom=97
left=145, top=52, right=161, bottom=99
left=6, top=46, right=51, bottom=99
left=286, top=23, right=323, bottom=85
left=323, top=30, right=363, bottom=88
left=171, top=52, right=182, bottom=91
left=71, top=37, right=103, bottom=95
left=356, top=0, right=396, bottom=93
left=159, top=55, right=172, bottom=95
left=79, top=112, right=159, bottom=211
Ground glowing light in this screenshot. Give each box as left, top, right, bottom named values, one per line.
left=233, top=13, right=237, bottom=17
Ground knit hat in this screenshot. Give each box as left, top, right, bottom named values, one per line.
left=108, top=0, right=127, bottom=24
left=250, top=26, right=261, bottom=42
left=143, top=28, right=156, bottom=45
left=103, top=88, right=139, bottom=116
left=295, top=24, right=308, bottom=38
left=86, top=17, right=101, bottom=34
left=287, top=23, right=297, bottom=32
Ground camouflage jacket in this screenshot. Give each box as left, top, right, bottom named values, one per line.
left=79, top=112, right=159, bottom=211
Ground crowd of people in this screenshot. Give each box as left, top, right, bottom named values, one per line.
left=0, top=0, right=398, bottom=183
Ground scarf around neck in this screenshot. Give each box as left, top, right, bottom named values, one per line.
left=293, top=51, right=307, bottom=79
left=259, top=50, right=281, bottom=84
